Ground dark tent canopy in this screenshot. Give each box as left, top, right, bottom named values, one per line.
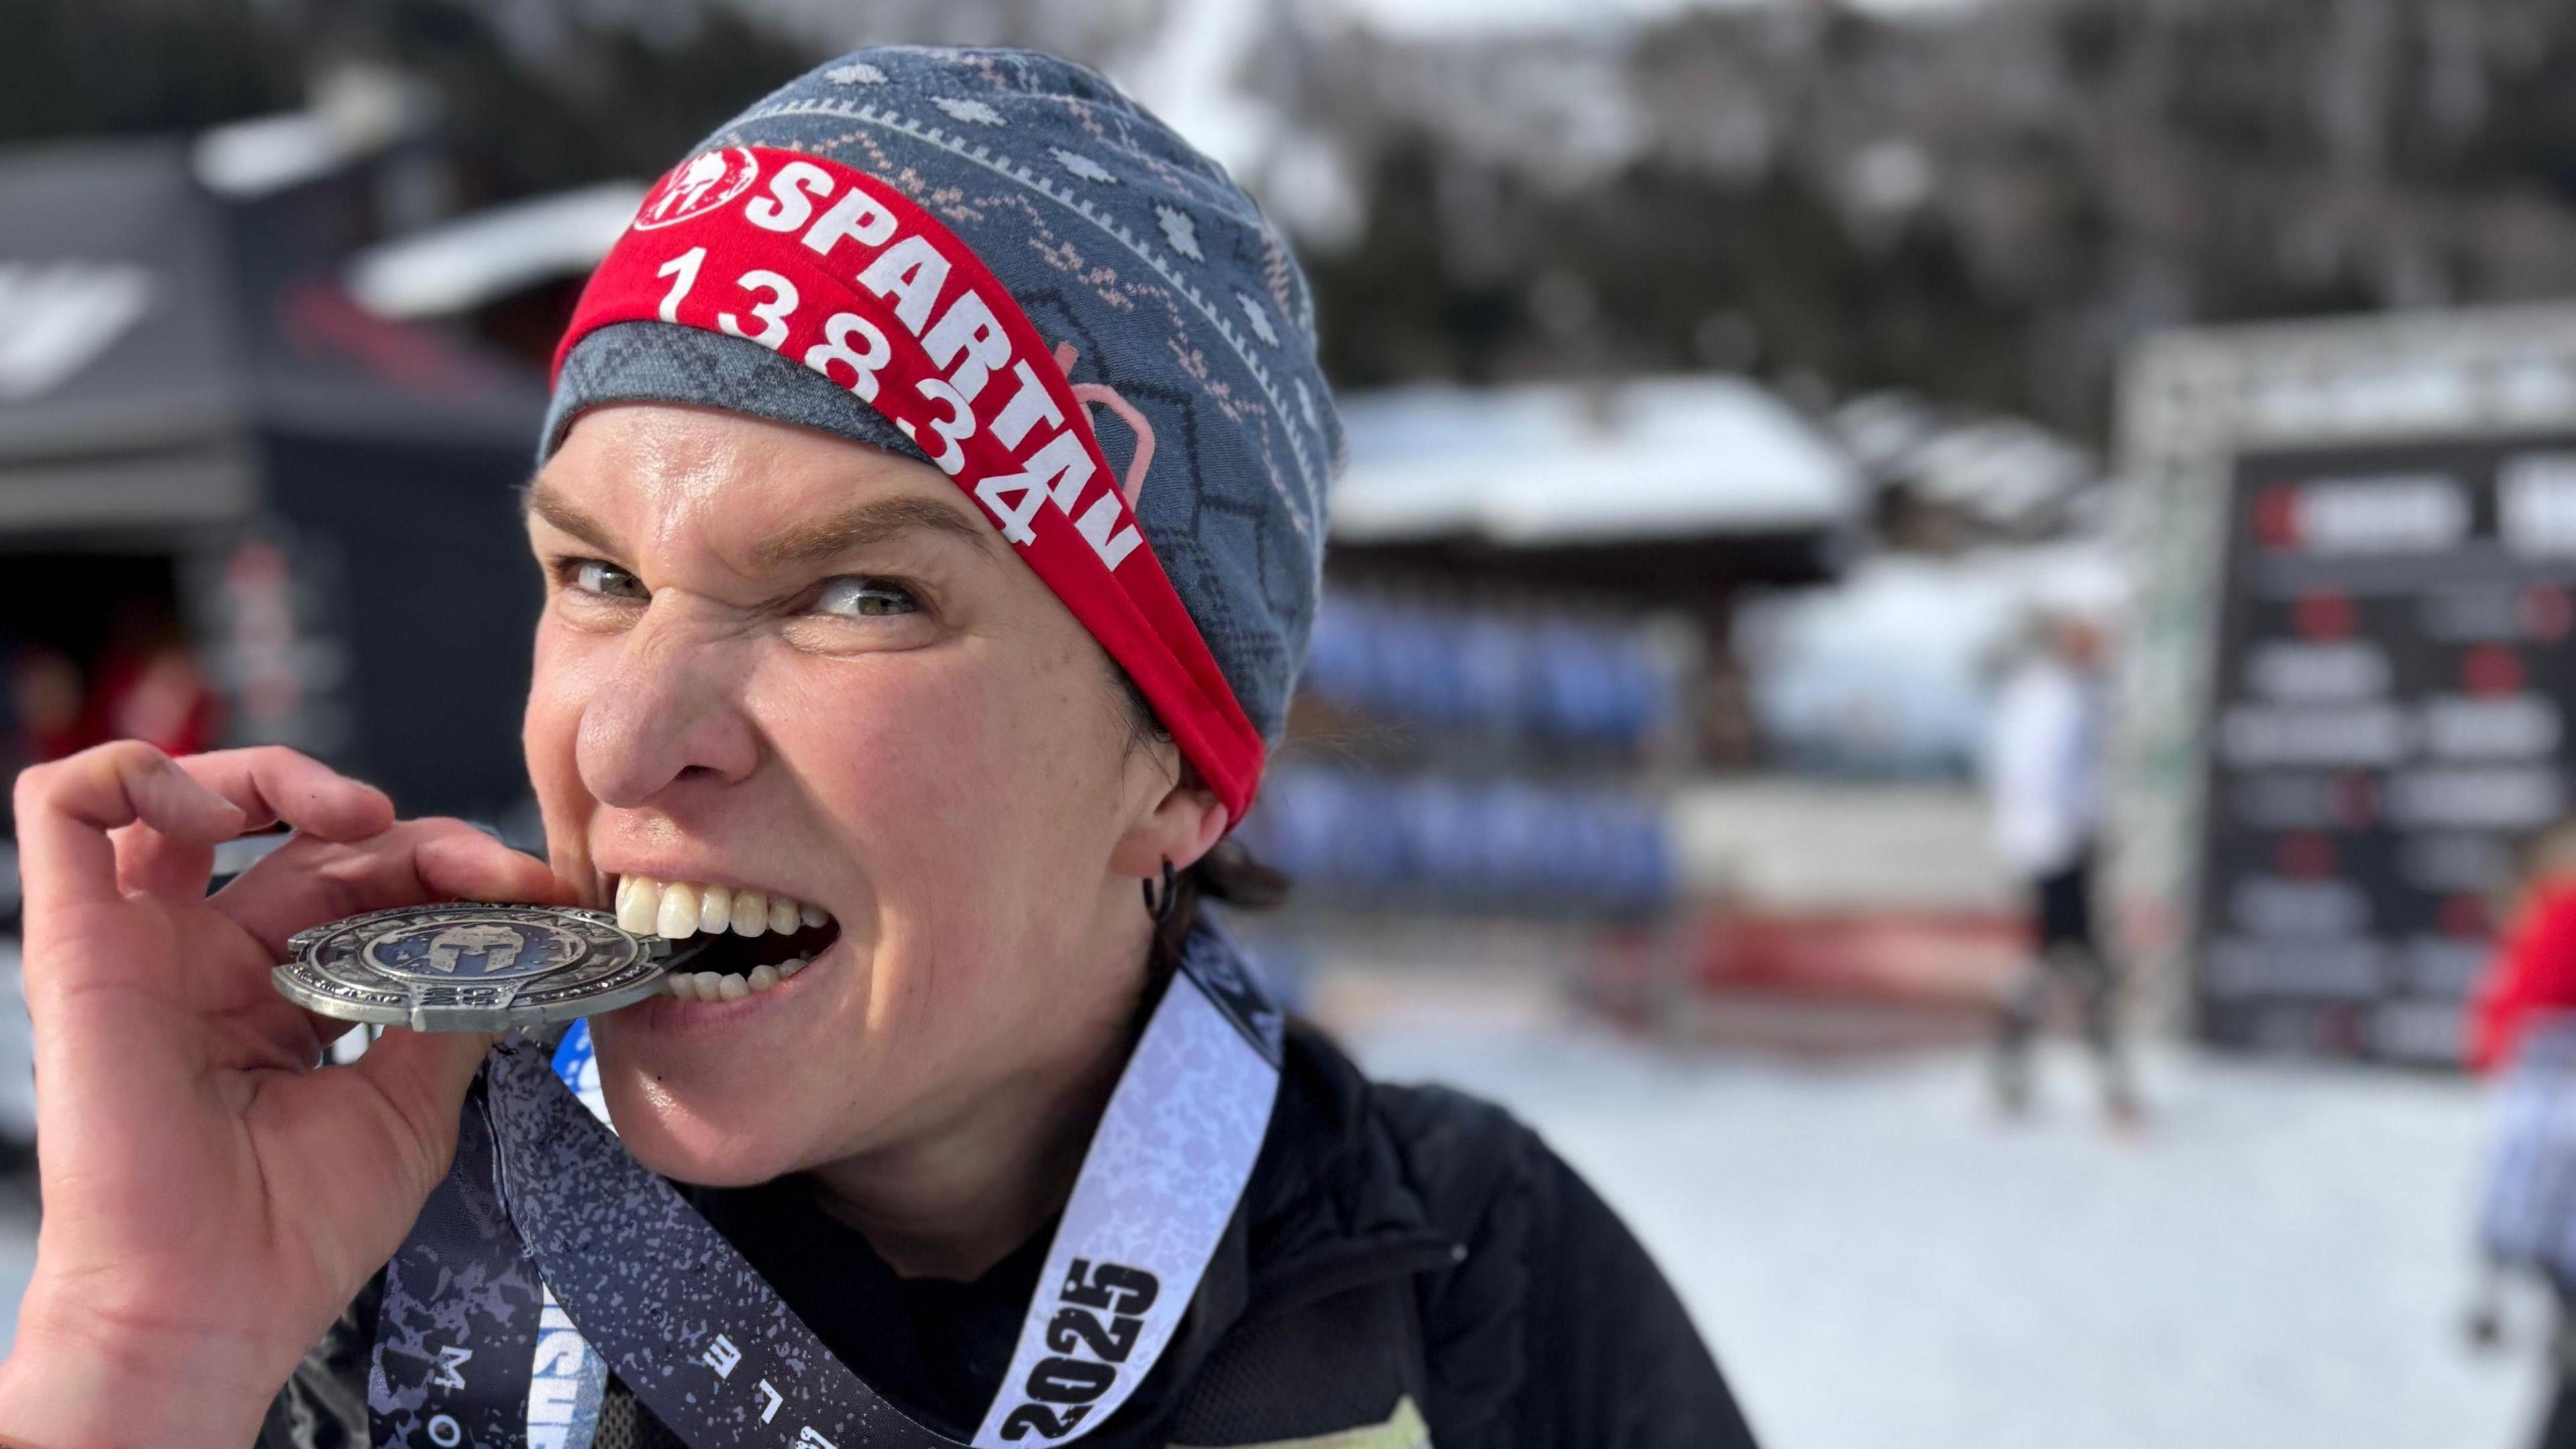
left=0, top=136, right=549, bottom=824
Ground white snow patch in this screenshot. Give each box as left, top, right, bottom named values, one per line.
left=1350, top=1020, right=2544, bottom=1449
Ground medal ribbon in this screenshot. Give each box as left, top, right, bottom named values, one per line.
left=553, top=146, right=1265, bottom=822
left=368, top=920, right=1285, bottom=1449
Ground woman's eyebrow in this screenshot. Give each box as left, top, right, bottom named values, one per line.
left=519, top=482, right=993, bottom=567
left=521, top=480, right=620, bottom=555
left=751, top=496, right=998, bottom=568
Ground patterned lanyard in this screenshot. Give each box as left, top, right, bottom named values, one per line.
left=368, top=920, right=1283, bottom=1449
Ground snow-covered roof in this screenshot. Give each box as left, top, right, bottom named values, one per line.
left=347, top=182, right=647, bottom=319
left=1830, top=389, right=2100, bottom=530
left=191, top=68, right=436, bottom=199
left=1331, top=374, right=1862, bottom=545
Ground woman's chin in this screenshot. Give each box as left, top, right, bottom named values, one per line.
left=589, top=1040, right=835, bottom=1185
left=580, top=938, right=873, bottom=1180
left=596, top=1089, right=812, bottom=1187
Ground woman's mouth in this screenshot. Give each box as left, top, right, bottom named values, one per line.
left=611, top=875, right=842, bottom=1002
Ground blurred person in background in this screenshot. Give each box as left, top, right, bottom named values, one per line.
left=2467, top=818, right=2576, bottom=1077
left=84, top=601, right=221, bottom=759
left=10, top=645, right=85, bottom=767
left=0, top=50, right=1752, bottom=1449
left=1986, top=606, right=2141, bottom=1126
left=2467, top=818, right=2576, bottom=1449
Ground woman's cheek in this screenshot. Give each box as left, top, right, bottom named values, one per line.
left=780, top=658, right=1027, bottom=826
left=787, top=657, right=1110, bottom=978
left=524, top=624, right=609, bottom=822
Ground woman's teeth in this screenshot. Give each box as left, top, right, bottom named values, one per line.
left=665, top=956, right=810, bottom=1001
left=612, top=875, right=836, bottom=1008
left=613, top=875, right=833, bottom=940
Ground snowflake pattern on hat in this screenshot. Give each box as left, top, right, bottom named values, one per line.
left=1158, top=205, right=1204, bottom=262
left=546, top=46, right=1342, bottom=746
left=1051, top=147, right=1118, bottom=184
left=1236, top=293, right=1279, bottom=347
left=930, top=95, right=1006, bottom=126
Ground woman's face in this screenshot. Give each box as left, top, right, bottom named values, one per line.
left=523, top=404, right=1199, bottom=1187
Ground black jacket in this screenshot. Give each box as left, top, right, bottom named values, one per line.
left=266, top=1022, right=1758, bottom=1448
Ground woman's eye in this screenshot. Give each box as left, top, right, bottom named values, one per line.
left=568, top=560, right=647, bottom=600
left=812, top=578, right=920, bottom=618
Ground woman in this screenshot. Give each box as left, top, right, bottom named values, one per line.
left=2469, top=819, right=2576, bottom=1449
left=0, top=49, right=1752, bottom=1449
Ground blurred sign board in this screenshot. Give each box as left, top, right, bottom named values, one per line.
left=2117, top=305, right=2576, bottom=1065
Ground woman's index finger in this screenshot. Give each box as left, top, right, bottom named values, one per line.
left=14, top=742, right=249, bottom=913
left=215, top=820, right=572, bottom=963
left=170, top=747, right=396, bottom=844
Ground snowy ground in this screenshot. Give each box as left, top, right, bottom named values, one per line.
left=1349, top=1019, right=2548, bottom=1449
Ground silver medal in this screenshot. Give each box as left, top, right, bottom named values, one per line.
left=276, top=904, right=681, bottom=1032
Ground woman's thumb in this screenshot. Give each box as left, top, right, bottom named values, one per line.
left=350, top=1028, right=498, bottom=1188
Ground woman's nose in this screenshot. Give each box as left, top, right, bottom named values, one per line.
left=574, top=604, right=762, bottom=808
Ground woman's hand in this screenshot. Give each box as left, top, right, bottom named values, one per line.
left=0, top=743, right=571, bottom=1449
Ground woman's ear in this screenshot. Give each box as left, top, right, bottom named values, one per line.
left=1110, top=770, right=1229, bottom=880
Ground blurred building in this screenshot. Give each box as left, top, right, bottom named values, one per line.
left=1262, top=362, right=2131, bottom=1046
left=1237, top=375, right=1847, bottom=932
left=1329, top=374, right=1858, bottom=764
left=0, top=119, right=546, bottom=824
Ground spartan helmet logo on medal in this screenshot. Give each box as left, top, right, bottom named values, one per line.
left=415, top=924, right=527, bottom=975
left=362, top=918, right=576, bottom=981
left=633, top=147, right=761, bottom=231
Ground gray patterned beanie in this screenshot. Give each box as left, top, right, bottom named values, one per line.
left=544, top=46, right=1339, bottom=793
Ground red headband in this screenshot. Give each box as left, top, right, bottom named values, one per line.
left=555, top=146, right=1264, bottom=820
